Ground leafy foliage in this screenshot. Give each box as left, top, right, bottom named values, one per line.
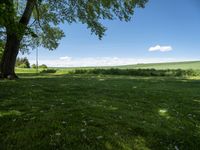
left=0, top=0, right=148, bottom=53
left=69, top=68, right=200, bottom=77
left=40, top=69, right=57, bottom=73
left=31, top=64, right=37, bottom=68
left=39, top=64, right=48, bottom=69
left=15, top=57, right=30, bottom=68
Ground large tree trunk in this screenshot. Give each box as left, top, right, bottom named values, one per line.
left=0, top=0, right=36, bottom=79
left=0, top=33, right=21, bottom=79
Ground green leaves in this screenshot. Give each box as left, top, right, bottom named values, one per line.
left=0, top=0, right=148, bottom=53
left=40, top=25, right=65, bottom=50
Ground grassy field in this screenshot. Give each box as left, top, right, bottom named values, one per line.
left=16, top=61, right=200, bottom=73
left=118, top=61, right=200, bottom=70
left=0, top=70, right=200, bottom=149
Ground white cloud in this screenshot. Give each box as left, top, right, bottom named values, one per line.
left=59, top=56, right=72, bottom=61
left=29, top=56, right=187, bottom=67
left=149, top=45, right=173, bottom=52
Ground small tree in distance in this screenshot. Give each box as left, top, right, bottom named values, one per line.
left=39, top=64, right=48, bottom=69
left=31, top=64, right=37, bottom=69
left=15, top=57, right=30, bottom=68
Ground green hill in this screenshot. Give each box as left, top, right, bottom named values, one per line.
left=117, top=61, right=200, bottom=70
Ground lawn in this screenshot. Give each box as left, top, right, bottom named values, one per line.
left=0, top=72, right=200, bottom=149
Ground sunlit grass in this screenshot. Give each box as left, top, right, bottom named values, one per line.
left=0, top=110, right=22, bottom=117
left=158, top=109, right=170, bottom=119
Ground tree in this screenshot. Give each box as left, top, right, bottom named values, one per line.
left=0, top=0, right=148, bottom=79
left=15, top=57, right=30, bottom=68
left=31, top=64, right=36, bottom=69
left=39, top=64, right=48, bottom=69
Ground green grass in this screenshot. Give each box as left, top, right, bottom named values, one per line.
left=118, top=61, right=200, bottom=70
left=15, top=61, right=200, bottom=74
left=0, top=71, right=200, bottom=149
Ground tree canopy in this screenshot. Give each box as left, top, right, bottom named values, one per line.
left=0, top=0, right=148, bottom=52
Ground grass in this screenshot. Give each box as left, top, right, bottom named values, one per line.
left=118, top=61, right=200, bottom=70
left=0, top=71, right=200, bottom=149
left=16, top=61, right=200, bottom=73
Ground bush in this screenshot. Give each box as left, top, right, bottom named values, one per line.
left=70, top=68, right=200, bottom=77
left=31, top=64, right=37, bottom=69
left=39, top=64, right=48, bottom=69
left=40, top=69, right=57, bottom=73
left=74, top=69, right=88, bottom=74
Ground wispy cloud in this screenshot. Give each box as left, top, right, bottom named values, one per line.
left=149, top=45, right=173, bottom=52
left=59, top=56, right=72, bottom=61
left=29, top=56, right=186, bottom=67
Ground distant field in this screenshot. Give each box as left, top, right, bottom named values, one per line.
left=117, top=61, right=200, bottom=70
left=15, top=61, right=200, bottom=75
left=15, top=61, right=200, bottom=78
left=53, top=61, right=200, bottom=70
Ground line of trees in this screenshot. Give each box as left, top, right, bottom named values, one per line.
left=31, top=64, right=47, bottom=69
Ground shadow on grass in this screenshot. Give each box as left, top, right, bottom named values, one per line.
left=0, top=73, right=200, bottom=149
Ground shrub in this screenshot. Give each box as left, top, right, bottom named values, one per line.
left=31, top=64, right=37, bottom=69
left=40, top=69, right=57, bottom=73
left=70, top=68, right=200, bottom=77
left=74, top=69, right=88, bottom=74
left=39, top=64, right=48, bottom=69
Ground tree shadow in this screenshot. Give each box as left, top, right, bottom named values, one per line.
left=0, top=74, right=200, bottom=149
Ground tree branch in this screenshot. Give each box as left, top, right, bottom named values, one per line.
left=19, top=0, right=36, bottom=26
left=34, top=1, right=43, bottom=29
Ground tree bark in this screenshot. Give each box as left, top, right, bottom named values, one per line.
left=0, top=0, right=36, bottom=79
left=0, top=33, right=21, bottom=79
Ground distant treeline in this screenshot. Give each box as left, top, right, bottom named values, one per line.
left=67, top=68, right=200, bottom=77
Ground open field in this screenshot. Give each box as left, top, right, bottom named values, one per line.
left=117, top=61, right=200, bottom=70
left=15, top=61, right=200, bottom=73
left=14, top=61, right=200, bottom=78
left=1, top=0, right=199, bottom=149
left=0, top=70, right=200, bottom=149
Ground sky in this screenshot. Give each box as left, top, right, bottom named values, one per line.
left=21, top=0, right=200, bottom=67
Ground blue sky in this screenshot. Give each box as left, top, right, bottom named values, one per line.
left=23, top=0, right=200, bottom=67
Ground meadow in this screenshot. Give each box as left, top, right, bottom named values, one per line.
left=117, top=61, right=200, bottom=70
left=1, top=61, right=200, bottom=149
